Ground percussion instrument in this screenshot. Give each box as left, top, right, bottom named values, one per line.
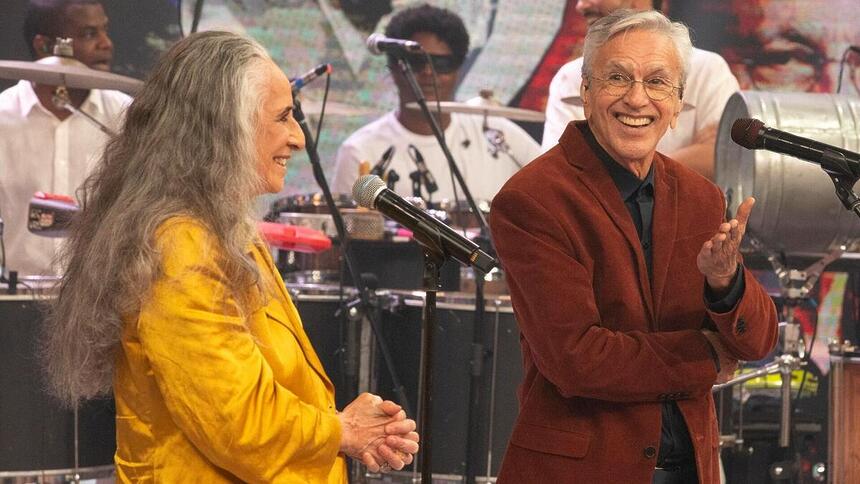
left=405, top=89, right=545, bottom=122
left=716, top=91, right=860, bottom=257
left=0, top=56, right=143, bottom=94
left=0, top=293, right=115, bottom=482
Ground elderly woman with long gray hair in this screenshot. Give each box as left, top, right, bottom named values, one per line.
left=41, top=31, right=419, bottom=483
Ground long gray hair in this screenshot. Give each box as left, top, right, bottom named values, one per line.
left=43, top=31, right=273, bottom=405
left=582, top=9, right=693, bottom=91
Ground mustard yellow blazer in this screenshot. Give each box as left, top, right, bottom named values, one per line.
left=113, top=217, right=348, bottom=483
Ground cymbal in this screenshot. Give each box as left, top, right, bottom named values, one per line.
left=0, top=56, right=143, bottom=94
left=405, top=89, right=545, bottom=122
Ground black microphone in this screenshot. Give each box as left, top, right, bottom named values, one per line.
left=352, top=175, right=496, bottom=273
left=370, top=145, right=396, bottom=177
left=730, top=118, right=860, bottom=177
left=408, top=144, right=438, bottom=194
left=290, top=63, right=332, bottom=92
left=366, top=33, right=423, bottom=55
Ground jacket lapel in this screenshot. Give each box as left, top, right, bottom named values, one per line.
left=249, top=241, right=334, bottom=390
left=650, top=154, right=678, bottom=324
left=561, top=123, right=655, bottom=322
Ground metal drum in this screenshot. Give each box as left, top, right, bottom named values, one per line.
left=0, top=294, right=115, bottom=483
left=716, top=91, right=860, bottom=256
left=374, top=290, right=521, bottom=481
left=272, top=193, right=384, bottom=284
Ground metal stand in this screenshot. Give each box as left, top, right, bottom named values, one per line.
left=392, top=56, right=496, bottom=484
left=418, top=250, right=444, bottom=483
left=293, top=98, right=412, bottom=480
left=714, top=235, right=843, bottom=481
left=51, top=87, right=115, bottom=136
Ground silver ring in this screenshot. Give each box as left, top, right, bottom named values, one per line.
left=380, top=463, right=391, bottom=473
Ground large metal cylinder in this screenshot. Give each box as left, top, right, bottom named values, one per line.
left=715, top=91, right=860, bottom=256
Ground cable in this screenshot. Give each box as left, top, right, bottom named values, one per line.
left=425, top=52, right=463, bottom=216
left=177, top=0, right=185, bottom=38
left=313, top=72, right=332, bottom=150
left=836, top=46, right=851, bottom=94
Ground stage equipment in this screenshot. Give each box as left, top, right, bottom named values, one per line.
left=0, top=292, right=115, bottom=483
left=290, top=63, right=332, bottom=92
left=715, top=91, right=860, bottom=257
left=0, top=56, right=142, bottom=94
left=366, top=33, right=423, bottom=55
left=828, top=341, right=860, bottom=484
left=405, top=90, right=545, bottom=123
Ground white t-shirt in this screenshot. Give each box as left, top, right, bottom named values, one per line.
left=331, top=111, right=541, bottom=203
left=542, top=47, right=740, bottom=153
left=0, top=80, right=131, bottom=276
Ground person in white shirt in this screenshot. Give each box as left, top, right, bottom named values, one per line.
left=0, top=0, right=131, bottom=277
left=542, top=0, right=739, bottom=179
left=331, top=4, right=541, bottom=204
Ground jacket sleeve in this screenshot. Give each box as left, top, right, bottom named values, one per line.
left=491, top=187, right=762, bottom=402
left=136, top=220, right=341, bottom=482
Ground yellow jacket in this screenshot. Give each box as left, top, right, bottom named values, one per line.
left=113, top=217, right=348, bottom=483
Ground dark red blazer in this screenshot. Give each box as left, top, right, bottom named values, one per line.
left=489, top=122, right=778, bottom=483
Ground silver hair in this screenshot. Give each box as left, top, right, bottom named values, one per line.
left=42, top=31, right=274, bottom=406
left=582, top=9, right=693, bottom=90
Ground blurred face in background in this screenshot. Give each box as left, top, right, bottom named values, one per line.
left=727, top=0, right=860, bottom=94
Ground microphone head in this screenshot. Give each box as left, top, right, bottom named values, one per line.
left=353, top=175, right=387, bottom=209
left=730, top=118, right=765, bottom=149
left=366, top=33, right=384, bottom=56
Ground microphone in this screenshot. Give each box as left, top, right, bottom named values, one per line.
left=290, top=63, right=332, bottom=91
left=730, top=118, right=860, bottom=177
left=366, top=33, right=423, bottom=56
left=370, top=145, right=396, bottom=177
left=408, top=144, right=438, bottom=194
left=352, top=175, right=496, bottom=273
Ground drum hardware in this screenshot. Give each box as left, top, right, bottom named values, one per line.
left=714, top=234, right=845, bottom=481
left=51, top=86, right=115, bottom=136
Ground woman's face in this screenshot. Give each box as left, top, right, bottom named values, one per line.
left=254, top=61, right=305, bottom=194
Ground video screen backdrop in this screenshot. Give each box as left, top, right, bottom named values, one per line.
left=2, top=0, right=857, bottom=195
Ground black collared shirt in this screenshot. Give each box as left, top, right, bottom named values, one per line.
left=578, top=123, right=743, bottom=468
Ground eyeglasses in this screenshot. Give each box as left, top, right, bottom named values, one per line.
left=404, top=53, right=460, bottom=74
left=588, top=73, right=682, bottom=101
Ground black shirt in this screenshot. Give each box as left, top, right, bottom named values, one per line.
left=578, top=123, right=743, bottom=468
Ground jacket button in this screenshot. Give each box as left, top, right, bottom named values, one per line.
left=644, top=446, right=657, bottom=459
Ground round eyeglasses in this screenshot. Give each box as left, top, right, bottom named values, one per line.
left=588, top=74, right=682, bottom=101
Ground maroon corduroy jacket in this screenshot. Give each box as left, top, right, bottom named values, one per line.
left=490, top=121, right=778, bottom=483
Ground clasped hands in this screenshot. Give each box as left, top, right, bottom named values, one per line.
left=338, top=392, right=420, bottom=473
left=696, top=197, right=755, bottom=384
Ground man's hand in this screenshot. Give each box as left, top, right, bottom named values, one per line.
left=701, top=330, right=739, bottom=384
left=697, top=197, right=755, bottom=294
left=338, top=393, right=419, bottom=472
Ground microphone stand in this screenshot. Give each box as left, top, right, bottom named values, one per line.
left=291, top=97, right=414, bottom=464
left=393, top=56, right=492, bottom=483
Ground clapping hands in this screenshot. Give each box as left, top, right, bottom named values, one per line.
left=338, top=393, right=420, bottom=473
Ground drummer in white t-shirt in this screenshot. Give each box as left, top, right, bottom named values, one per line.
left=330, top=4, right=540, bottom=205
